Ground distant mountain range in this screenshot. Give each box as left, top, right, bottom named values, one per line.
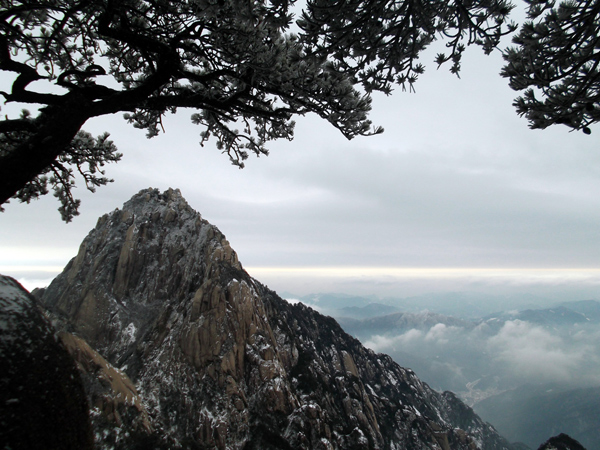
left=481, top=304, right=600, bottom=331
left=288, top=293, right=600, bottom=449
left=287, top=291, right=600, bottom=322
left=558, top=299, right=600, bottom=321
left=293, top=292, right=600, bottom=338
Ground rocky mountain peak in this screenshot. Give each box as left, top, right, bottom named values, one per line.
left=40, top=188, right=515, bottom=449
left=44, top=187, right=240, bottom=362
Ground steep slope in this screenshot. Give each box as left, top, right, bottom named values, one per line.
left=474, top=385, right=600, bottom=450
left=558, top=300, right=600, bottom=322
left=0, top=275, right=94, bottom=450
left=42, top=188, right=513, bottom=450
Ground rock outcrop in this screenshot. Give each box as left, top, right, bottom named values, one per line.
left=41, top=188, right=513, bottom=449
left=0, top=275, right=94, bottom=450
left=537, top=433, right=587, bottom=450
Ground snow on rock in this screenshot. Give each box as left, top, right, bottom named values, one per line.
left=40, top=188, right=514, bottom=450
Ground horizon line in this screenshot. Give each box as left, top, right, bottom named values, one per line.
left=244, top=267, right=600, bottom=279
left=3, top=265, right=600, bottom=273
left=246, top=266, right=600, bottom=272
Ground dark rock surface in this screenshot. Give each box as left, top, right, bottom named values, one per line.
left=537, top=433, right=587, bottom=450
left=0, top=275, right=93, bottom=450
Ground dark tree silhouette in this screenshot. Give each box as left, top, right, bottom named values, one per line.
left=0, top=0, right=549, bottom=221
left=502, top=0, right=600, bottom=135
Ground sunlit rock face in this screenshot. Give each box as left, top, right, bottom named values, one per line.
left=0, top=275, right=93, bottom=450
left=42, top=188, right=513, bottom=450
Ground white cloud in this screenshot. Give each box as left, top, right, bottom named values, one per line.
left=365, top=329, right=424, bottom=353
left=362, top=317, right=600, bottom=392
left=487, top=320, right=592, bottom=384
left=425, top=323, right=451, bottom=344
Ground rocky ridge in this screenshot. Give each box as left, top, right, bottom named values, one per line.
left=41, top=188, right=514, bottom=449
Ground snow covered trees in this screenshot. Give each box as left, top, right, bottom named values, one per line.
left=0, top=0, right=596, bottom=220
left=502, top=0, right=600, bottom=135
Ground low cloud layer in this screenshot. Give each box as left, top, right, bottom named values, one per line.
left=487, top=320, right=595, bottom=384
left=364, top=319, right=600, bottom=394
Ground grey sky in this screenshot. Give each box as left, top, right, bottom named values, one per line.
left=1, top=44, right=599, bottom=297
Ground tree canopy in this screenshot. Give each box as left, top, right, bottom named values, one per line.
left=0, top=0, right=596, bottom=221
left=502, top=0, right=600, bottom=135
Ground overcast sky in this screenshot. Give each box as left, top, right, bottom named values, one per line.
left=1, top=38, right=599, bottom=299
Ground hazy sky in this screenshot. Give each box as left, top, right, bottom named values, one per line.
left=1, top=35, right=599, bottom=297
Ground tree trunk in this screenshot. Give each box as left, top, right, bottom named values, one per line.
left=0, top=99, right=91, bottom=206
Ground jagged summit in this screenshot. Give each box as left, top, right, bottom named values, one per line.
left=41, top=188, right=513, bottom=449
left=44, top=187, right=241, bottom=362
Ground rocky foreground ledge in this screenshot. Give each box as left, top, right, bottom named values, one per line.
left=0, top=275, right=94, bottom=450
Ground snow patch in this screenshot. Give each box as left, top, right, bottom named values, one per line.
left=123, top=322, right=137, bottom=344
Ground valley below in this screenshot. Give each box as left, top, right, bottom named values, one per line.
left=288, top=293, right=600, bottom=449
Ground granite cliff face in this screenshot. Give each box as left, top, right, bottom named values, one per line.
left=41, top=188, right=513, bottom=449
